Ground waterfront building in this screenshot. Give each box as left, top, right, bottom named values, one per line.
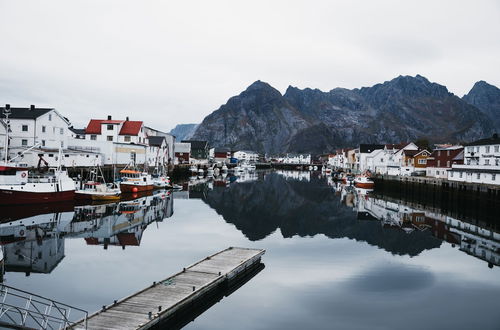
left=182, top=140, right=209, bottom=163
left=280, top=153, right=311, bottom=164
left=69, top=116, right=148, bottom=166
left=357, top=144, right=384, bottom=173
left=233, top=150, right=259, bottom=163
left=448, top=134, right=500, bottom=185
left=399, top=149, right=431, bottom=175
left=209, top=148, right=231, bottom=163
left=174, top=142, right=191, bottom=164
left=144, top=126, right=175, bottom=164
left=425, top=146, right=463, bottom=178
left=146, top=136, right=169, bottom=167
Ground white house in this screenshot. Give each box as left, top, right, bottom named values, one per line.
left=145, top=126, right=175, bottom=164
left=146, top=136, right=169, bottom=168
left=281, top=153, right=311, bottom=164
left=0, top=105, right=72, bottom=151
left=68, top=116, right=148, bottom=166
left=357, top=144, right=384, bottom=172
left=233, top=150, right=259, bottom=163
left=448, top=135, right=500, bottom=185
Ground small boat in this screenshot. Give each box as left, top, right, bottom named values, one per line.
left=198, top=168, right=204, bottom=175
left=189, top=165, right=198, bottom=174
left=171, top=184, right=183, bottom=190
left=76, top=166, right=121, bottom=201
left=221, top=164, right=228, bottom=173
left=76, top=182, right=121, bottom=201
left=119, top=169, right=154, bottom=193
left=354, top=175, right=375, bottom=189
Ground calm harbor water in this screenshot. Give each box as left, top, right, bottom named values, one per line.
left=1, top=171, right=499, bottom=329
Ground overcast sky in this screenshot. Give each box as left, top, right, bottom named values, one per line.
left=1, top=0, right=499, bottom=132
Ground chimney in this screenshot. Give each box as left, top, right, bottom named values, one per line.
left=5, top=104, right=10, bottom=110
left=126, top=116, right=129, bottom=121
left=30, top=105, right=35, bottom=110
left=107, top=115, right=112, bottom=120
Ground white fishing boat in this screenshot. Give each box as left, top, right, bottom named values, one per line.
left=354, top=175, right=375, bottom=189
left=0, top=106, right=76, bottom=205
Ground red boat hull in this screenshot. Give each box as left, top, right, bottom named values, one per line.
left=355, top=182, right=374, bottom=189
left=0, top=189, right=75, bottom=205
left=120, top=184, right=154, bottom=193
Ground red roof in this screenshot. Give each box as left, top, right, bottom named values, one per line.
left=85, top=119, right=143, bottom=136
left=119, top=121, right=143, bottom=136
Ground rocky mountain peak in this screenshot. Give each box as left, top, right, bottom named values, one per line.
left=463, top=80, right=500, bottom=130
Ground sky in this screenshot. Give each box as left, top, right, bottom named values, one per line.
left=1, top=0, right=499, bottom=132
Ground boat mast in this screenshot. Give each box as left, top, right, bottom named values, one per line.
left=3, top=104, right=11, bottom=164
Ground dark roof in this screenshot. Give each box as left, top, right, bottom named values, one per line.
left=0, top=107, right=53, bottom=119
left=69, top=127, right=86, bottom=135
left=147, top=136, right=165, bottom=147
left=359, top=144, right=384, bottom=153
left=465, top=134, right=500, bottom=146
left=182, top=140, right=208, bottom=149
left=214, top=148, right=230, bottom=153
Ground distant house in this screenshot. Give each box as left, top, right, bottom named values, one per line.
left=281, top=153, right=311, bottom=164
left=448, top=134, right=500, bottom=185
left=145, top=126, right=175, bottom=164
left=210, top=148, right=231, bottom=163
left=400, top=149, right=431, bottom=175
left=233, top=150, right=259, bottom=163
left=357, top=144, right=384, bottom=172
left=182, top=140, right=209, bottom=162
left=426, top=146, right=463, bottom=178
left=174, top=142, right=191, bottom=164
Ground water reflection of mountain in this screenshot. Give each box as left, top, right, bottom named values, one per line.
left=0, top=190, right=174, bottom=277
left=201, top=173, right=442, bottom=256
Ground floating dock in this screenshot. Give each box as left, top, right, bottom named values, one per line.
left=72, top=247, right=265, bottom=330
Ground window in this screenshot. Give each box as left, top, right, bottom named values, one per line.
left=437, top=160, right=441, bottom=167
left=467, top=147, right=473, bottom=152
left=48, top=114, right=52, bottom=121
left=21, top=139, right=28, bottom=146
left=90, top=135, right=97, bottom=140
left=450, top=171, right=454, bottom=177
left=22, top=125, right=28, bottom=132
left=477, top=173, right=480, bottom=179
left=65, top=154, right=69, bottom=158
left=48, top=154, right=54, bottom=157
left=438, top=150, right=441, bottom=156
left=485, top=159, right=490, bottom=165
left=476, top=147, right=480, bottom=152
left=493, top=174, right=496, bottom=181
left=42, top=126, right=46, bottom=133
left=60, top=141, right=64, bottom=148
left=486, top=146, right=490, bottom=153
left=107, top=136, right=113, bottom=141
left=459, top=172, right=463, bottom=178
left=42, top=140, right=45, bottom=146
left=495, top=145, right=499, bottom=152
left=447, top=150, right=450, bottom=156
left=496, top=159, right=499, bottom=166
left=60, top=128, right=64, bottom=135
left=124, top=136, right=131, bottom=142
left=418, top=159, right=427, bottom=165
left=447, top=160, right=450, bottom=167
left=107, top=124, right=113, bottom=130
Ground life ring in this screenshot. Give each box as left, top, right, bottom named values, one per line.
left=19, top=229, right=25, bottom=236
left=21, top=172, right=27, bottom=178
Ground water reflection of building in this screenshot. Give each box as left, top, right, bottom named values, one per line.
left=0, top=190, right=174, bottom=277
left=274, top=170, right=311, bottom=182
left=340, top=183, right=500, bottom=268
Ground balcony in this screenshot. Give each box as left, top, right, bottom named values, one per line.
left=452, top=164, right=500, bottom=171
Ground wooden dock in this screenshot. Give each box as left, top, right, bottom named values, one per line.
left=72, top=247, right=265, bottom=330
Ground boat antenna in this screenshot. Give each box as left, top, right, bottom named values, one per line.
left=3, top=104, right=11, bottom=164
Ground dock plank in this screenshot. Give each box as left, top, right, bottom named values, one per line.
left=71, top=247, right=264, bottom=330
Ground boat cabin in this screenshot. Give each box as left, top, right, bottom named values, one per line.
left=0, top=166, right=29, bottom=185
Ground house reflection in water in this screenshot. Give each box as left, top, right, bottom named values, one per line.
left=0, top=190, right=174, bottom=276
left=335, top=183, right=500, bottom=268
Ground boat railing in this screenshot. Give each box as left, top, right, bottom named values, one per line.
left=0, top=284, right=88, bottom=329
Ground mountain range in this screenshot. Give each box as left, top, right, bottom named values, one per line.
left=169, top=123, right=198, bottom=141
left=187, top=75, right=500, bottom=155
